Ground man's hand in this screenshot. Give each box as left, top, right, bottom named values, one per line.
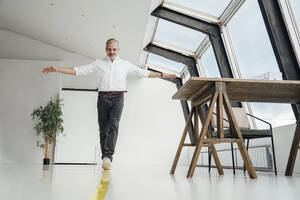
left=148, top=71, right=177, bottom=79
left=42, top=66, right=58, bottom=74
left=162, top=73, right=177, bottom=79
left=42, top=66, right=76, bottom=75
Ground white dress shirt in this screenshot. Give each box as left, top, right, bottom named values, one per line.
left=74, top=56, right=150, bottom=91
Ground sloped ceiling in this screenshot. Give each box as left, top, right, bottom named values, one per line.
left=0, top=0, right=154, bottom=63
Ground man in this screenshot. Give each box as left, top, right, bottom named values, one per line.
left=42, top=38, right=176, bottom=170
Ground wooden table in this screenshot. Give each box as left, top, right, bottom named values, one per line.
left=171, top=77, right=300, bottom=178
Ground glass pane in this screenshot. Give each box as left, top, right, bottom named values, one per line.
left=290, top=0, right=300, bottom=26
left=154, top=19, right=206, bottom=52
left=249, top=103, right=295, bottom=129
left=183, top=71, right=190, bottom=84
left=147, top=53, right=185, bottom=73
left=227, top=0, right=295, bottom=127
left=167, top=0, right=232, bottom=17
left=227, top=0, right=281, bottom=79
left=201, top=46, right=221, bottom=78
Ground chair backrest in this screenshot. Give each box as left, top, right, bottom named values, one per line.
left=211, top=107, right=250, bottom=129
left=232, top=107, right=250, bottom=129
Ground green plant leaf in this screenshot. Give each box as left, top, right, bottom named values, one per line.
left=31, top=97, right=64, bottom=149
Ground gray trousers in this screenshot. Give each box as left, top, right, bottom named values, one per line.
left=97, top=93, right=124, bottom=161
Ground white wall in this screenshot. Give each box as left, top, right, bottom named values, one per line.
left=0, top=28, right=99, bottom=164
left=115, top=77, right=187, bottom=166
left=0, top=28, right=190, bottom=166
left=0, top=28, right=98, bottom=89
left=54, top=90, right=99, bottom=163
left=0, top=59, right=61, bottom=163
left=273, top=123, right=300, bottom=174
left=55, top=77, right=188, bottom=166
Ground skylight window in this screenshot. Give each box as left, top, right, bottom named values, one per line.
left=154, top=19, right=206, bottom=52
left=147, top=53, right=185, bottom=73
left=166, top=0, right=232, bottom=17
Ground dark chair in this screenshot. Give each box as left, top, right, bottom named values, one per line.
left=209, top=107, right=277, bottom=175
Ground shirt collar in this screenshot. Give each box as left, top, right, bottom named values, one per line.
left=105, top=55, right=120, bottom=63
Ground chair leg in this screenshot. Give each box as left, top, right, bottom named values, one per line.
left=243, top=139, right=250, bottom=173
left=231, top=143, right=235, bottom=175
left=270, top=135, right=278, bottom=175
left=208, top=147, right=211, bottom=173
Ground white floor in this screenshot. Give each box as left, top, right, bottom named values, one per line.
left=1, top=163, right=300, bottom=200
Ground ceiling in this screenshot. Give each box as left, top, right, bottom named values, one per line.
left=0, top=0, right=155, bottom=64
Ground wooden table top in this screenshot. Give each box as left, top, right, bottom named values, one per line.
left=173, top=77, right=300, bottom=104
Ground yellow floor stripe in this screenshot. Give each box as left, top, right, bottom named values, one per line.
left=88, top=170, right=110, bottom=200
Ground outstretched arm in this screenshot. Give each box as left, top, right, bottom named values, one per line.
left=148, top=71, right=177, bottom=79
left=126, top=61, right=177, bottom=79
left=42, top=66, right=76, bottom=75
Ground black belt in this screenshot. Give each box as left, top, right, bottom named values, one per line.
left=98, top=91, right=126, bottom=95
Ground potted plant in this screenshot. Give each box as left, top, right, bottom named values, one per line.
left=31, top=98, right=64, bottom=165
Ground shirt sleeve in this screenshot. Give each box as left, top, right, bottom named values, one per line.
left=74, top=60, right=97, bottom=76
left=126, top=61, right=150, bottom=78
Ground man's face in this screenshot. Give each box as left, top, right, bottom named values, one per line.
left=105, top=42, right=119, bottom=60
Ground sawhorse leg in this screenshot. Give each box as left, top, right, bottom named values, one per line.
left=285, top=120, right=300, bottom=176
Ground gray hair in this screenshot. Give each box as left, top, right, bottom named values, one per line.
left=106, top=38, right=119, bottom=46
